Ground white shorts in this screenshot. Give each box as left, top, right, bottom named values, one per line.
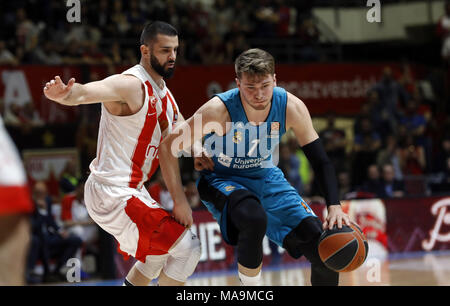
left=84, top=175, right=186, bottom=263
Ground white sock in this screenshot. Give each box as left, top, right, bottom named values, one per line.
left=238, top=270, right=262, bottom=286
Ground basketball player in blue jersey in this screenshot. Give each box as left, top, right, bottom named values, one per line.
left=159, top=48, right=351, bottom=286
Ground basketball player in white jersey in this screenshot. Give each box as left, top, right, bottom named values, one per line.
left=43, top=21, right=201, bottom=286
left=0, top=115, right=33, bottom=285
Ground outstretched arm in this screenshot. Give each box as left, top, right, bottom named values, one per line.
left=285, top=92, right=350, bottom=230
left=43, top=74, right=142, bottom=112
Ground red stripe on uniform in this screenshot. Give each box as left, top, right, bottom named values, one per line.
left=0, top=185, right=33, bottom=215
left=166, top=92, right=178, bottom=123
left=145, top=94, right=170, bottom=181
left=129, top=81, right=158, bottom=188
left=124, top=196, right=186, bottom=262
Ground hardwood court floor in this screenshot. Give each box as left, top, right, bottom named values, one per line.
left=186, top=251, right=450, bottom=286
left=58, top=250, right=450, bottom=286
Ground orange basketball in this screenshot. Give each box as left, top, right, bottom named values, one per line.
left=318, top=222, right=368, bottom=272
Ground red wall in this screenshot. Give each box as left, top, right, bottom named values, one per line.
left=0, top=62, right=419, bottom=122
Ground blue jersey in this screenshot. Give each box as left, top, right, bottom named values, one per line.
left=203, top=87, right=287, bottom=178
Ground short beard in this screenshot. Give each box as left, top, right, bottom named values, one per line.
left=150, top=54, right=175, bottom=79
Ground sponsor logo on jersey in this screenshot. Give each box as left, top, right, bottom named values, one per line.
left=217, top=153, right=232, bottom=167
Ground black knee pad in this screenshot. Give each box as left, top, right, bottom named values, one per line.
left=283, top=216, right=339, bottom=285
left=283, top=216, right=323, bottom=259
left=228, top=190, right=267, bottom=234
left=227, top=189, right=267, bottom=269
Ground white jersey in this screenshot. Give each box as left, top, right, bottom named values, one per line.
left=0, top=116, right=27, bottom=186
left=0, top=116, right=32, bottom=214
left=89, top=64, right=180, bottom=189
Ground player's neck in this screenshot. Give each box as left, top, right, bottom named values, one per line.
left=140, top=61, right=165, bottom=90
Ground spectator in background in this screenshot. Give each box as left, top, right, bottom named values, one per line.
left=273, top=0, right=295, bottom=37
left=110, top=0, right=130, bottom=38
left=278, top=142, right=303, bottom=194
left=296, top=16, right=321, bottom=61
left=337, top=170, right=353, bottom=200
left=360, top=164, right=384, bottom=197
left=253, top=0, right=278, bottom=37
left=230, top=0, right=254, bottom=36
left=61, top=179, right=98, bottom=247
left=109, top=41, right=122, bottom=65
left=398, top=99, right=427, bottom=147
left=59, top=160, right=79, bottom=196
left=209, top=0, right=234, bottom=39
left=398, top=62, right=418, bottom=96
left=0, top=40, right=18, bottom=65
left=352, top=116, right=382, bottom=185
left=377, top=134, right=403, bottom=181
left=429, top=156, right=450, bottom=193
left=20, top=102, right=44, bottom=129
left=2, top=103, right=23, bottom=127
left=27, top=181, right=82, bottom=283
left=397, top=128, right=426, bottom=175
left=361, top=90, right=394, bottom=139
left=380, top=164, right=405, bottom=198
left=370, top=66, right=410, bottom=127
left=15, top=8, right=40, bottom=60
left=31, top=41, right=63, bottom=65
left=400, top=97, right=433, bottom=171
left=319, top=113, right=348, bottom=172
left=76, top=120, right=99, bottom=175
left=433, top=136, right=450, bottom=173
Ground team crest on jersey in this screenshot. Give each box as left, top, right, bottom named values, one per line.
left=271, top=122, right=280, bottom=132
left=270, top=122, right=280, bottom=138
left=149, top=95, right=158, bottom=108
left=233, top=131, right=242, bottom=144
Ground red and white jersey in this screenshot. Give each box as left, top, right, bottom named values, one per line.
left=89, top=64, right=180, bottom=189
left=0, top=116, right=33, bottom=215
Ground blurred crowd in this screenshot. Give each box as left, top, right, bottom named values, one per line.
left=0, top=0, right=318, bottom=66
left=278, top=65, right=450, bottom=203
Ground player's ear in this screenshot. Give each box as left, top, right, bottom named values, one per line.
left=235, top=77, right=241, bottom=89
left=140, top=44, right=150, bottom=59
left=273, top=74, right=277, bottom=86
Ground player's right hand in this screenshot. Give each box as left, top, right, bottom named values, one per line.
left=43, top=76, right=75, bottom=101
left=194, top=151, right=214, bottom=171
left=172, top=200, right=193, bottom=228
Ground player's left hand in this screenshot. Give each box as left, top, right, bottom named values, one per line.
left=323, top=204, right=351, bottom=230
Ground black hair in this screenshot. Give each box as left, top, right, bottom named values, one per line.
left=140, top=21, right=178, bottom=46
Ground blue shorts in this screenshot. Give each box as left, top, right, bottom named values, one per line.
left=196, top=167, right=316, bottom=247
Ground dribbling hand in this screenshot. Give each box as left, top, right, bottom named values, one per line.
left=323, top=204, right=351, bottom=230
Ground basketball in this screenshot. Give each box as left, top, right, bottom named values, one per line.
left=318, top=222, right=369, bottom=272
